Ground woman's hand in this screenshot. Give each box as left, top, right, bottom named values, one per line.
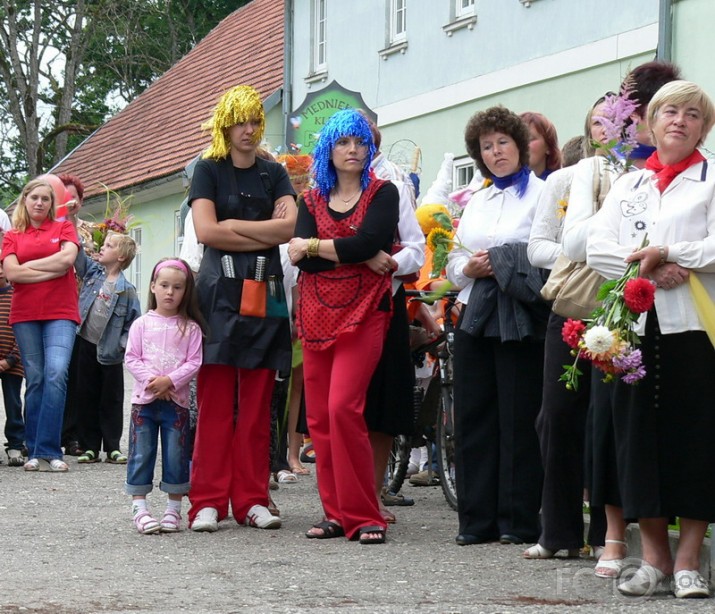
left=288, top=237, right=309, bottom=264
left=649, top=263, right=690, bottom=289
left=364, top=250, right=398, bottom=275
left=625, top=245, right=663, bottom=276
left=462, top=250, right=493, bottom=279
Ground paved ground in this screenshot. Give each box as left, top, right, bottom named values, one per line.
left=2, top=383, right=714, bottom=613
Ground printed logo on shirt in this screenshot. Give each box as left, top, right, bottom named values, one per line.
left=620, top=193, right=648, bottom=217
left=51, top=237, right=60, bottom=243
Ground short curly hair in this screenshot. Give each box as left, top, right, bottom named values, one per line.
left=464, top=106, right=530, bottom=179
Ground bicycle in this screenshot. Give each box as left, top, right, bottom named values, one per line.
left=385, top=290, right=459, bottom=510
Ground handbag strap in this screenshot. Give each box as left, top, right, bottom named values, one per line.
left=591, top=159, right=612, bottom=213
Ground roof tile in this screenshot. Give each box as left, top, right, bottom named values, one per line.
left=53, top=0, right=284, bottom=198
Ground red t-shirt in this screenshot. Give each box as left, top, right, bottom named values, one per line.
left=1, top=219, right=80, bottom=325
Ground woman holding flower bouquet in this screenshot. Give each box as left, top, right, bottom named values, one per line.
left=561, top=61, right=682, bottom=578
left=587, top=80, right=715, bottom=599
left=446, top=106, right=550, bottom=546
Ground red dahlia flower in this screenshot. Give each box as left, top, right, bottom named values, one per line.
left=562, top=318, right=586, bottom=349
left=623, top=277, right=656, bottom=313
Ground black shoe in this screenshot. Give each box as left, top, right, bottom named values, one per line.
left=499, top=534, right=525, bottom=545
left=63, top=441, right=84, bottom=456
left=455, top=533, right=497, bottom=546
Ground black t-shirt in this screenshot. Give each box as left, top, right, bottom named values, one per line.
left=189, top=156, right=295, bottom=215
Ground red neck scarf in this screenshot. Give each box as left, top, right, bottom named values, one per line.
left=645, top=149, right=705, bottom=193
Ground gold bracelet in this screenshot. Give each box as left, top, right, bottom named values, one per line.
left=306, top=237, right=320, bottom=258
left=658, top=245, right=667, bottom=266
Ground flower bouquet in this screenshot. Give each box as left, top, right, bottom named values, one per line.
left=87, top=187, right=135, bottom=253
left=426, top=215, right=471, bottom=279
left=560, top=236, right=656, bottom=390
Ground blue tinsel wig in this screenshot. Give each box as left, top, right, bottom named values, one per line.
left=312, top=109, right=376, bottom=199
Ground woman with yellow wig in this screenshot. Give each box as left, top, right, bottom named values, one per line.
left=188, top=85, right=297, bottom=532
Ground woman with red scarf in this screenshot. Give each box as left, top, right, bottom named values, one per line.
left=588, top=80, right=715, bottom=599
left=288, top=109, right=399, bottom=544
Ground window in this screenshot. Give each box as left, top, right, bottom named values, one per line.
left=444, top=0, right=477, bottom=35
left=453, top=157, right=476, bottom=189
left=312, top=0, right=327, bottom=74
left=390, top=0, right=407, bottom=44
left=129, top=227, right=142, bottom=298
left=456, top=0, right=475, bottom=18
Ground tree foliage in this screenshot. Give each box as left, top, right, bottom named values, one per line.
left=0, top=0, right=243, bottom=200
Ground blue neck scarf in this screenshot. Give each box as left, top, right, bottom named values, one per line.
left=492, top=165, right=530, bottom=198
left=630, top=143, right=657, bottom=160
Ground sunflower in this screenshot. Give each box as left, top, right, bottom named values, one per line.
left=427, top=226, right=454, bottom=252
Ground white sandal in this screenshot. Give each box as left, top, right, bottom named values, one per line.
left=134, top=510, right=161, bottom=535
left=523, top=543, right=580, bottom=559
left=594, top=539, right=627, bottom=578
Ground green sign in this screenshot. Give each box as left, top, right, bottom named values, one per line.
left=286, top=80, right=377, bottom=155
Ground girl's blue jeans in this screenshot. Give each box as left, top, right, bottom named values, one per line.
left=13, top=319, right=76, bottom=460
left=125, top=400, right=191, bottom=496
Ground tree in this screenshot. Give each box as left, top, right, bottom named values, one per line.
left=0, top=0, right=242, bottom=198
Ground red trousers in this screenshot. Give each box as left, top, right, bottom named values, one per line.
left=188, top=364, right=275, bottom=525
left=302, top=311, right=389, bottom=539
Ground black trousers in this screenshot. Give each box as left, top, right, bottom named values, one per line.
left=536, top=312, right=605, bottom=550
left=453, top=329, right=544, bottom=542
left=61, top=339, right=81, bottom=446
left=75, top=336, right=125, bottom=453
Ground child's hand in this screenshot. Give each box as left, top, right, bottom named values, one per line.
left=0, top=359, right=8, bottom=373
left=146, top=375, right=174, bottom=401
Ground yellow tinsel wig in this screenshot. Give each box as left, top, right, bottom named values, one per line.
left=201, top=85, right=266, bottom=160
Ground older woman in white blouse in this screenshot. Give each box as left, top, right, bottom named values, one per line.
left=587, top=80, right=715, bottom=599
left=447, top=106, right=549, bottom=547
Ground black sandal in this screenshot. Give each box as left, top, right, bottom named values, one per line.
left=358, top=525, right=386, bottom=545
left=305, top=520, right=345, bottom=539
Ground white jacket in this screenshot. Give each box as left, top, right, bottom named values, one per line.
left=587, top=159, right=715, bottom=335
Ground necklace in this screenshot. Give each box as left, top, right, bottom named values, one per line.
left=333, top=187, right=362, bottom=205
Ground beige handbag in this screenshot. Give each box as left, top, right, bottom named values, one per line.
left=540, top=159, right=612, bottom=320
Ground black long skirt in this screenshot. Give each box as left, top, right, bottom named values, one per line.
left=612, top=312, right=715, bottom=522
left=364, top=285, right=415, bottom=436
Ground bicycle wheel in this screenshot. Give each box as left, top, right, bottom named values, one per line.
left=436, top=387, right=458, bottom=510
left=386, top=434, right=412, bottom=495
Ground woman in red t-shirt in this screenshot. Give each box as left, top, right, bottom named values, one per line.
left=1, top=178, right=80, bottom=472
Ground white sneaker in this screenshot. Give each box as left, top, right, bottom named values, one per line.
left=191, top=507, right=219, bottom=532
left=244, top=504, right=282, bottom=529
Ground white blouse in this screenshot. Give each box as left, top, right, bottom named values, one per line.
left=528, top=165, right=577, bottom=269
left=446, top=174, right=544, bottom=304
left=587, top=159, right=715, bottom=335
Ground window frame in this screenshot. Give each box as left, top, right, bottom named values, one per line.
left=390, top=0, right=407, bottom=44
left=312, top=0, right=327, bottom=75
left=453, top=156, right=476, bottom=190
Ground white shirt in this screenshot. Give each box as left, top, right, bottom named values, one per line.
left=587, top=159, right=715, bottom=335
left=0, top=208, right=10, bottom=232
left=179, top=209, right=203, bottom=273
left=528, top=165, right=577, bottom=269
left=371, top=153, right=425, bottom=294
left=447, top=174, right=544, bottom=304
left=562, top=156, right=620, bottom=263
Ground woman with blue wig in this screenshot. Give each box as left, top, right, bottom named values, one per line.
left=288, top=108, right=399, bottom=544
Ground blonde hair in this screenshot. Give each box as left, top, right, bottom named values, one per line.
left=12, top=179, right=56, bottom=231
left=106, top=231, right=137, bottom=270
left=648, top=80, right=715, bottom=146
left=201, top=85, right=265, bottom=160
